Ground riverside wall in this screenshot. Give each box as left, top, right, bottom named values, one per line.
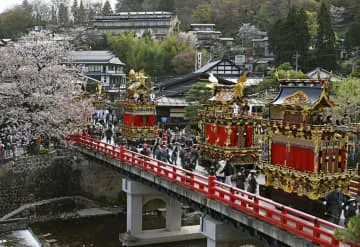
left=0, top=149, right=124, bottom=217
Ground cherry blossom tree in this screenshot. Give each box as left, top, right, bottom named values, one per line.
left=0, top=31, right=94, bottom=147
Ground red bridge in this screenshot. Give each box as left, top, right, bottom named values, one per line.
left=68, top=134, right=358, bottom=247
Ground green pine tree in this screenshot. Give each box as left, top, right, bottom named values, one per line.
left=0, top=9, right=32, bottom=38
left=269, top=6, right=310, bottom=67
left=102, top=0, right=113, bottom=16
left=335, top=213, right=360, bottom=244
left=157, top=0, right=175, bottom=12
left=115, top=0, right=122, bottom=13
left=345, top=11, right=360, bottom=49
left=191, top=4, right=212, bottom=23
left=184, top=81, right=213, bottom=127
left=71, top=0, right=79, bottom=24
left=78, top=0, right=86, bottom=24
left=58, top=3, right=69, bottom=25
left=316, top=2, right=337, bottom=70
left=119, top=0, right=144, bottom=12
left=21, top=0, right=32, bottom=13
left=269, top=19, right=287, bottom=65
left=51, top=5, right=57, bottom=24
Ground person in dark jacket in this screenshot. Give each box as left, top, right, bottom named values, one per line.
left=156, top=144, right=172, bottom=164
left=247, top=170, right=257, bottom=194
left=180, top=147, right=192, bottom=170
left=220, top=158, right=233, bottom=185
left=236, top=167, right=246, bottom=190
left=140, top=143, right=151, bottom=156
left=323, top=185, right=347, bottom=225
left=105, top=127, right=113, bottom=144
left=171, top=144, right=178, bottom=165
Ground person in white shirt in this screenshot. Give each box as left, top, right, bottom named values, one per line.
left=233, top=103, right=239, bottom=117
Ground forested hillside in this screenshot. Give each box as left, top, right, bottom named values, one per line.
left=1, top=0, right=359, bottom=39
left=116, top=0, right=359, bottom=34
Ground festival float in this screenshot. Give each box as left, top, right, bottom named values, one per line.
left=259, top=73, right=359, bottom=216
left=93, top=83, right=107, bottom=109
left=198, top=72, right=263, bottom=171
left=119, top=70, right=158, bottom=145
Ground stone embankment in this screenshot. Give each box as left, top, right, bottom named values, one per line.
left=0, top=196, right=124, bottom=233
left=0, top=148, right=125, bottom=219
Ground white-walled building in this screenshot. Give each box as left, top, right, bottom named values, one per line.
left=68, top=50, right=126, bottom=92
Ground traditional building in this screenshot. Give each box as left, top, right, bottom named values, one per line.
left=93, top=12, right=180, bottom=41
left=155, top=57, right=244, bottom=128
left=190, top=23, right=221, bottom=50
left=238, top=23, right=266, bottom=50
left=68, top=51, right=126, bottom=95
left=198, top=72, right=263, bottom=169
left=306, top=67, right=341, bottom=82
left=260, top=76, right=358, bottom=215
left=120, top=70, right=158, bottom=144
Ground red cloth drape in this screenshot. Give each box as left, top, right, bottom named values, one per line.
left=135, top=115, right=143, bottom=126
left=123, top=113, right=128, bottom=125
left=217, top=126, right=227, bottom=146
left=288, top=146, right=314, bottom=172
left=205, top=124, right=238, bottom=146
left=205, top=124, right=216, bottom=144
left=147, top=115, right=155, bottom=126
left=230, top=126, right=237, bottom=146
left=245, top=125, right=253, bottom=147
left=123, top=113, right=135, bottom=126
left=271, top=143, right=286, bottom=166
left=340, top=149, right=345, bottom=172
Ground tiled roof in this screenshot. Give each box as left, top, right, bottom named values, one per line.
left=270, top=79, right=335, bottom=108
left=306, top=67, right=340, bottom=82
left=156, top=96, right=189, bottom=106
left=68, top=51, right=125, bottom=65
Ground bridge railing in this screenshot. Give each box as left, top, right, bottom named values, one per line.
left=350, top=176, right=360, bottom=197
left=67, top=134, right=358, bottom=247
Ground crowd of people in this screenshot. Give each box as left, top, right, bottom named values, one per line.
left=323, top=185, right=359, bottom=226
left=0, top=125, right=31, bottom=160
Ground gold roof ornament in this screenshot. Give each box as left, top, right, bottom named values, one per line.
left=97, top=83, right=102, bottom=95
left=328, top=70, right=333, bottom=82
left=317, top=68, right=321, bottom=81
left=127, top=69, right=152, bottom=96
left=234, top=71, right=248, bottom=98
left=129, top=69, right=136, bottom=80
left=137, top=69, right=146, bottom=86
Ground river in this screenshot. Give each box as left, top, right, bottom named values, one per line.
left=29, top=213, right=206, bottom=247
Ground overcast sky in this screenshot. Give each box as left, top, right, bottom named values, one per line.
left=0, top=0, right=117, bottom=14
left=0, top=0, right=22, bottom=13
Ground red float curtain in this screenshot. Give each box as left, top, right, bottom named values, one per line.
left=130, top=114, right=135, bottom=126
left=288, top=146, right=314, bottom=172
left=123, top=113, right=128, bottom=125
left=217, top=126, right=227, bottom=146
left=205, top=124, right=216, bottom=144
left=147, top=115, right=155, bottom=126
left=271, top=143, right=286, bottom=166
left=123, top=113, right=135, bottom=126
left=230, top=126, right=237, bottom=146
left=245, top=125, right=253, bottom=147
left=135, top=115, right=143, bottom=127
left=341, top=149, right=345, bottom=172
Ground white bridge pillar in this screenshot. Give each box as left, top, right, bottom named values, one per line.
left=120, top=179, right=204, bottom=246
left=201, top=215, right=253, bottom=247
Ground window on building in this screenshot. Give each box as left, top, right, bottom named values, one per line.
left=88, top=65, right=102, bottom=72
